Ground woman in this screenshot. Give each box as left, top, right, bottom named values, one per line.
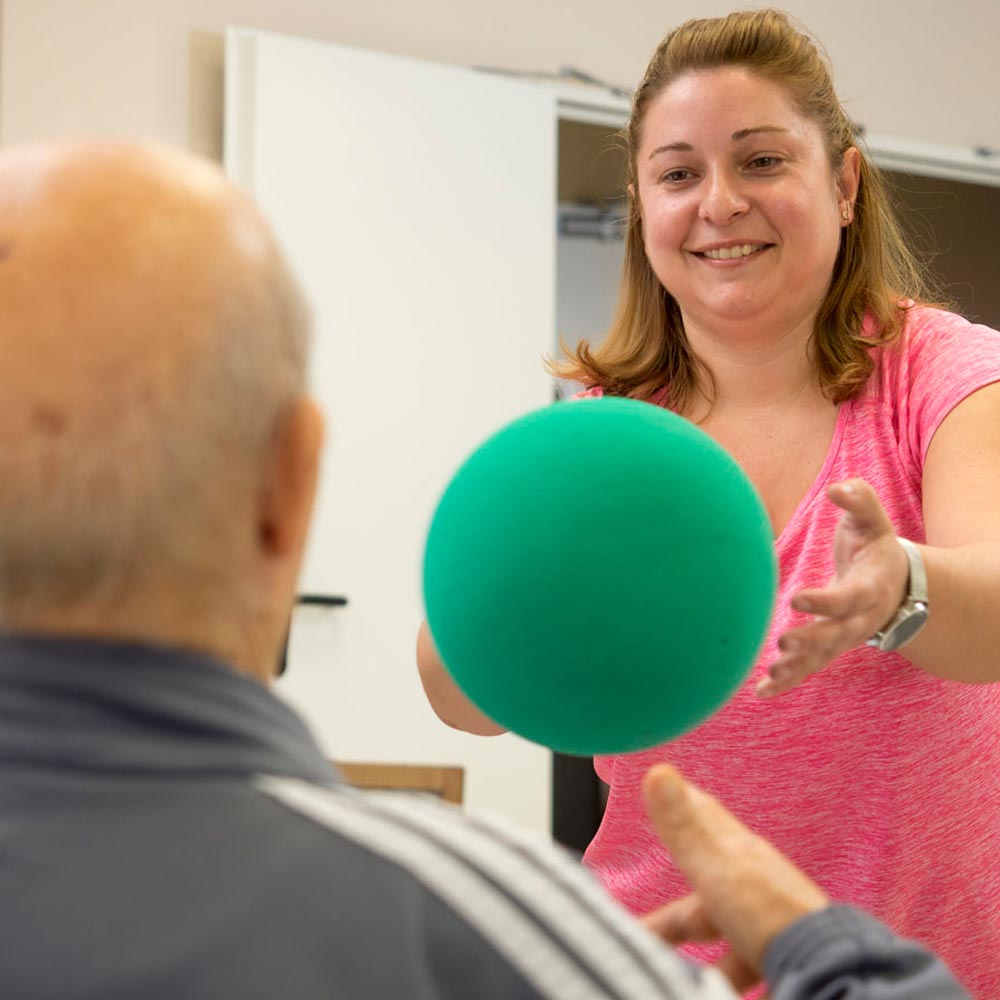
left=418, top=10, right=1000, bottom=996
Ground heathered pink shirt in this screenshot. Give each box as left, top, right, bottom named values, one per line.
left=579, top=307, right=1000, bottom=998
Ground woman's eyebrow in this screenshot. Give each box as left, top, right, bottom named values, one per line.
left=731, top=125, right=789, bottom=141
left=647, top=141, right=693, bottom=159
left=648, top=126, right=791, bottom=160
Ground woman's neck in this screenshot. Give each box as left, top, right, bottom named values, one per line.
left=680, top=311, right=822, bottom=420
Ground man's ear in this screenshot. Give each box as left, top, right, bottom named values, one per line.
left=258, top=396, right=324, bottom=562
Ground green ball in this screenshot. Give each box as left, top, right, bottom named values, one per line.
left=422, top=398, right=776, bottom=755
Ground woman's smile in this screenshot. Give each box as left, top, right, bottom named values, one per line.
left=690, top=241, right=774, bottom=263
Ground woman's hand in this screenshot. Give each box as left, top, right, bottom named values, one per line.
left=757, top=479, right=910, bottom=698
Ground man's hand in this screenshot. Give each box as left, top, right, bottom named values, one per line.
left=757, top=479, right=910, bottom=698
left=641, top=765, right=828, bottom=994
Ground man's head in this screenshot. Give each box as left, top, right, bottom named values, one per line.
left=0, top=141, right=323, bottom=679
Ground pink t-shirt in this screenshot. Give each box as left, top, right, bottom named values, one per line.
left=580, top=307, right=1000, bottom=998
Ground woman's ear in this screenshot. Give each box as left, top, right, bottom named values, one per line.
left=838, top=146, right=861, bottom=220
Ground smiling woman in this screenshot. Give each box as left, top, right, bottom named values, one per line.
left=634, top=68, right=857, bottom=354
left=548, top=11, right=1000, bottom=998
left=553, top=13, right=923, bottom=415
left=417, top=8, right=1000, bottom=998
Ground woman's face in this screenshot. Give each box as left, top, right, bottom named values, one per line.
left=634, top=67, right=859, bottom=338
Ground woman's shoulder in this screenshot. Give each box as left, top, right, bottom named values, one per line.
left=570, top=385, right=605, bottom=400
left=873, top=304, right=1000, bottom=385
left=864, top=305, right=1000, bottom=463
left=569, top=385, right=673, bottom=408
left=898, top=304, right=1000, bottom=350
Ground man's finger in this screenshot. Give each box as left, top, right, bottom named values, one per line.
left=642, top=765, right=702, bottom=862
left=642, top=765, right=743, bottom=889
left=642, top=894, right=718, bottom=944
left=715, top=951, right=761, bottom=995
left=644, top=765, right=829, bottom=971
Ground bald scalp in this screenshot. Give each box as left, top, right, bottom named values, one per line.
left=0, top=143, right=271, bottom=406
left=0, top=141, right=310, bottom=622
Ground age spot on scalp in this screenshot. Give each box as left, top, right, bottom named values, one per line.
left=31, top=405, right=67, bottom=436
left=0, top=242, right=12, bottom=263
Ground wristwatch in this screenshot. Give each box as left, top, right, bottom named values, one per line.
left=866, top=537, right=929, bottom=652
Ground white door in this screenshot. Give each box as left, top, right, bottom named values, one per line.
left=226, top=28, right=556, bottom=831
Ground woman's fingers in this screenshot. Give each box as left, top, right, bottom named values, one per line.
left=827, top=479, right=895, bottom=534
left=761, top=609, right=877, bottom=697
left=758, top=481, right=913, bottom=697
left=790, top=574, right=885, bottom=620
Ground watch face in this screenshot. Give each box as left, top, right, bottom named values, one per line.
left=883, top=606, right=929, bottom=652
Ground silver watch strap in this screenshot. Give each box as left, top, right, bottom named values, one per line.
left=897, top=537, right=928, bottom=603
left=866, top=537, right=929, bottom=651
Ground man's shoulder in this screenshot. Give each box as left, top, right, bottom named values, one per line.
left=256, top=775, right=725, bottom=1000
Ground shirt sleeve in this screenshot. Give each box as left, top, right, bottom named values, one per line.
left=884, top=308, right=1000, bottom=469
left=765, top=905, right=969, bottom=1000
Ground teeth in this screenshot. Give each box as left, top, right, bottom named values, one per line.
left=702, top=244, right=760, bottom=260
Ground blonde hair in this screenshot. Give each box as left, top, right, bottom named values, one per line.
left=553, top=9, right=935, bottom=410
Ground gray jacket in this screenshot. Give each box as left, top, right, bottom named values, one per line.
left=0, top=636, right=967, bottom=999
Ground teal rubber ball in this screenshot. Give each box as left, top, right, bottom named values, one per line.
left=422, top=398, right=777, bottom=756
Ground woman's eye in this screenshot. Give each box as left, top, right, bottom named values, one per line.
left=662, top=169, right=693, bottom=183
left=748, top=155, right=781, bottom=169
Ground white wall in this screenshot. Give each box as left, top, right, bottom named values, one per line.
left=2, top=0, right=1000, bottom=155
left=224, top=30, right=558, bottom=832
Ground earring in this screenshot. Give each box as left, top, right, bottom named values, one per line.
left=842, top=208, right=850, bottom=221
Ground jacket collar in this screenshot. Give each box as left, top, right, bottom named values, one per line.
left=0, top=634, right=335, bottom=785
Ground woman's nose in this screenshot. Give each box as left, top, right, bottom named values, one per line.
left=698, top=170, right=750, bottom=225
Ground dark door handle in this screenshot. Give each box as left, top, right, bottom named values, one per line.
left=278, top=594, right=350, bottom=676
left=296, top=593, right=349, bottom=608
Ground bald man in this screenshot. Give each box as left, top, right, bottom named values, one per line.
left=0, top=142, right=964, bottom=1000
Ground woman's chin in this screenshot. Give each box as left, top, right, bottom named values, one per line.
left=684, top=296, right=783, bottom=330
